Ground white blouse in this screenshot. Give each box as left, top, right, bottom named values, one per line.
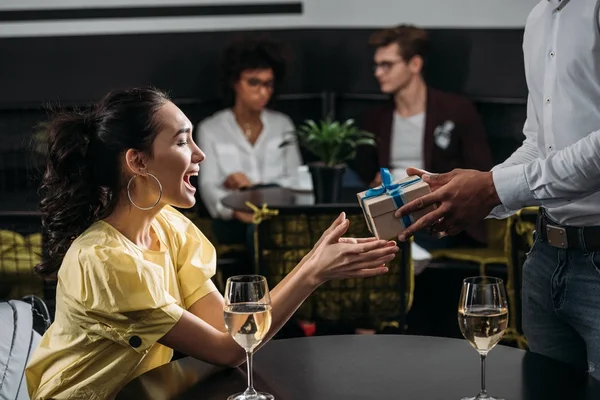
left=196, top=108, right=302, bottom=220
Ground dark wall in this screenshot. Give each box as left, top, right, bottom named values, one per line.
left=0, top=28, right=526, bottom=107
left=0, top=27, right=528, bottom=210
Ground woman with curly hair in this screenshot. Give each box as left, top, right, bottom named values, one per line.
left=25, top=87, right=397, bottom=399
left=196, top=37, right=302, bottom=245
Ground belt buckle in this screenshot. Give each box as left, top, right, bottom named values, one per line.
left=546, top=224, right=568, bottom=249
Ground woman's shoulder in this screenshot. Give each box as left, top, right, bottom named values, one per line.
left=66, top=223, right=136, bottom=262
left=59, top=223, right=144, bottom=286
left=68, top=221, right=120, bottom=252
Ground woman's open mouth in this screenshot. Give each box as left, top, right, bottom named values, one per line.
left=183, top=171, right=198, bottom=192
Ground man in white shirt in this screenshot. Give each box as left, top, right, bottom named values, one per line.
left=395, top=0, right=600, bottom=379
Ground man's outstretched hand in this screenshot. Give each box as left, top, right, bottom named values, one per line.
left=395, top=167, right=502, bottom=241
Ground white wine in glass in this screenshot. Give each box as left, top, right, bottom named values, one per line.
left=458, top=277, right=508, bottom=400
left=224, top=275, right=274, bottom=400
left=224, top=303, right=272, bottom=352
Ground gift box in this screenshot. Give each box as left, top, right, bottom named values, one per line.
left=357, top=168, right=435, bottom=240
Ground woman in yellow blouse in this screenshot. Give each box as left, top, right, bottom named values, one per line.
left=25, top=88, right=398, bottom=400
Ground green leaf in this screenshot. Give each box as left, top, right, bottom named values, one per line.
left=355, top=138, right=376, bottom=147
left=291, top=118, right=378, bottom=165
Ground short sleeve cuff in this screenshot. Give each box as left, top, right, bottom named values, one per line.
left=124, top=302, right=184, bottom=353
left=492, top=164, right=532, bottom=211
left=184, top=279, right=218, bottom=309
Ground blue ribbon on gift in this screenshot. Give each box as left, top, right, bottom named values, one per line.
left=360, top=168, right=421, bottom=231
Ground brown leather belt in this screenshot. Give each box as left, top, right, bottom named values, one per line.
left=537, top=210, right=600, bottom=251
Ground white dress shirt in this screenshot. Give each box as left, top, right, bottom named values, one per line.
left=491, top=0, right=600, bottom=226
left=196, top=108, right=302, bottom=220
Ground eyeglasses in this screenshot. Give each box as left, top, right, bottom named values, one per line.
left=243, top=77, right=275, bottom=91
left=373, top=59, right=405, bottom=73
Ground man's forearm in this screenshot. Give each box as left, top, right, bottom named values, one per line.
left=492, top=128, right=600, bottom=211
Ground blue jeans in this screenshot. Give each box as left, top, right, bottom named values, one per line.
left=522, top=232, right=600, bottom=380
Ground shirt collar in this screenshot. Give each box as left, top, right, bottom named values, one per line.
left=548, top=0, right=570, bottom=10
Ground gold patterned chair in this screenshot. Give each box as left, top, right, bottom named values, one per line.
left=0, top=212, right=46, bottom=300
left=429, top=209, right=538, bottom=349
left=429, top=218, right=509, bottom=276
left=502, top=206, right=539, bottom=349
left=250, top=206, right=414, bottom=333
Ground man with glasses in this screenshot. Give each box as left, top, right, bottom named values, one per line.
left=354, top=25, right=493, bottom=250
left=395, top=0, right=600, bottom=380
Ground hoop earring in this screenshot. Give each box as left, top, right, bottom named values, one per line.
left=127, top=173, right=163, bottom=211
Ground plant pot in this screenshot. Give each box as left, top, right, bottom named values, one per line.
left=308, top=162, right=346, bottom=204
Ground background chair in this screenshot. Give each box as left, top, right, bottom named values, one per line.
left=253, top=208, right=413, bottom=334
left=502, top=206, right=538, bottom=349
left=429, top=218, right=509, bottom=276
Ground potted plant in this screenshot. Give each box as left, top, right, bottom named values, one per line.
left=281, top=118, right=376, bottom=203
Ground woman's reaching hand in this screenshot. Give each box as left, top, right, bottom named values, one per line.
left=302, top=213, right=398, bottom=286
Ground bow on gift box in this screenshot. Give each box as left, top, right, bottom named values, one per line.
left=361, top=168, right=421, bottom=231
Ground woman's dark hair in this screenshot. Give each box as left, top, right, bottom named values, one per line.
left=219, top=37, right=288, bottom=107
left=36, top=87, right=170, bottom=278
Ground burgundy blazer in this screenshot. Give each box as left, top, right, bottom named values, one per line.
left=353, top=87, right=494, bottom=244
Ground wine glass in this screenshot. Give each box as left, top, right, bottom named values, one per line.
left=458, top=276, right=508, bottom=400
left=224, top=275, right=274, bottom=400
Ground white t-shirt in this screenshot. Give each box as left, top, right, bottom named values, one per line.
left=196, top=108, right=302, bottom=220
left=389, top=112, right=425, bottom=179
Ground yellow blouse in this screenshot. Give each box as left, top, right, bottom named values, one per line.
left=25, top=206, right=217, bottom=400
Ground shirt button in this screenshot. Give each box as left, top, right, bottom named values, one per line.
left=129, top=336, right=142, bottom=348
left=545, top=97, right=551, bottom=104
left=549, top=51, right=555, bottom=57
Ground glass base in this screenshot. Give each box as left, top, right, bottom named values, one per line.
left=461, top=395, right=504, bottom=400
left=228, top=392, right=274, bottom=400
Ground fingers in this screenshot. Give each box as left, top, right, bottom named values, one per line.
left=344, top=244, right=399, bottom=269
left=325, top=217, right=350, bottom=244
left=395, top=191, right=442, bottom=218
left=445, top=224, right=468, bottom=237
left=330, top=212, right=346, bottom=229
left=338, top=237, right=378, bottom=244
left=405, top=167, right=448, bottom=188
left=350, top=265, right=389, bottom=278
left=322, top=212, right=346, bottom=237
left=405, top=167, right=430, bottom=177
left=225, top=175, right=247, bottom=190
left=398, top=206, right=449, bottom=242
left=430, top=216, right=455, bottom=234
left=344, top=239, right=389, bottom=254
left=346, top=252, right=396, bottom=272
left=419, top=171, right=456, bottom=193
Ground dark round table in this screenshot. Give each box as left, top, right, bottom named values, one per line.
left=117, top=335, right=599, bottom=400
left=221, top=186, right=364, bottom=213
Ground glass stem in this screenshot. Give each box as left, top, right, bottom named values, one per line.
left=243, top=350, right=258, bottom=396
left=479, top=353, right=488, bottom=398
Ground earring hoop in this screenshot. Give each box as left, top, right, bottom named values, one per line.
left=127, top=173, right=163, bottom=210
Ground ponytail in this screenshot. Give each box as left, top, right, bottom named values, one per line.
left=36, top=110, right=109, bottom=278
left=35, top=87, right=170, bottom=278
